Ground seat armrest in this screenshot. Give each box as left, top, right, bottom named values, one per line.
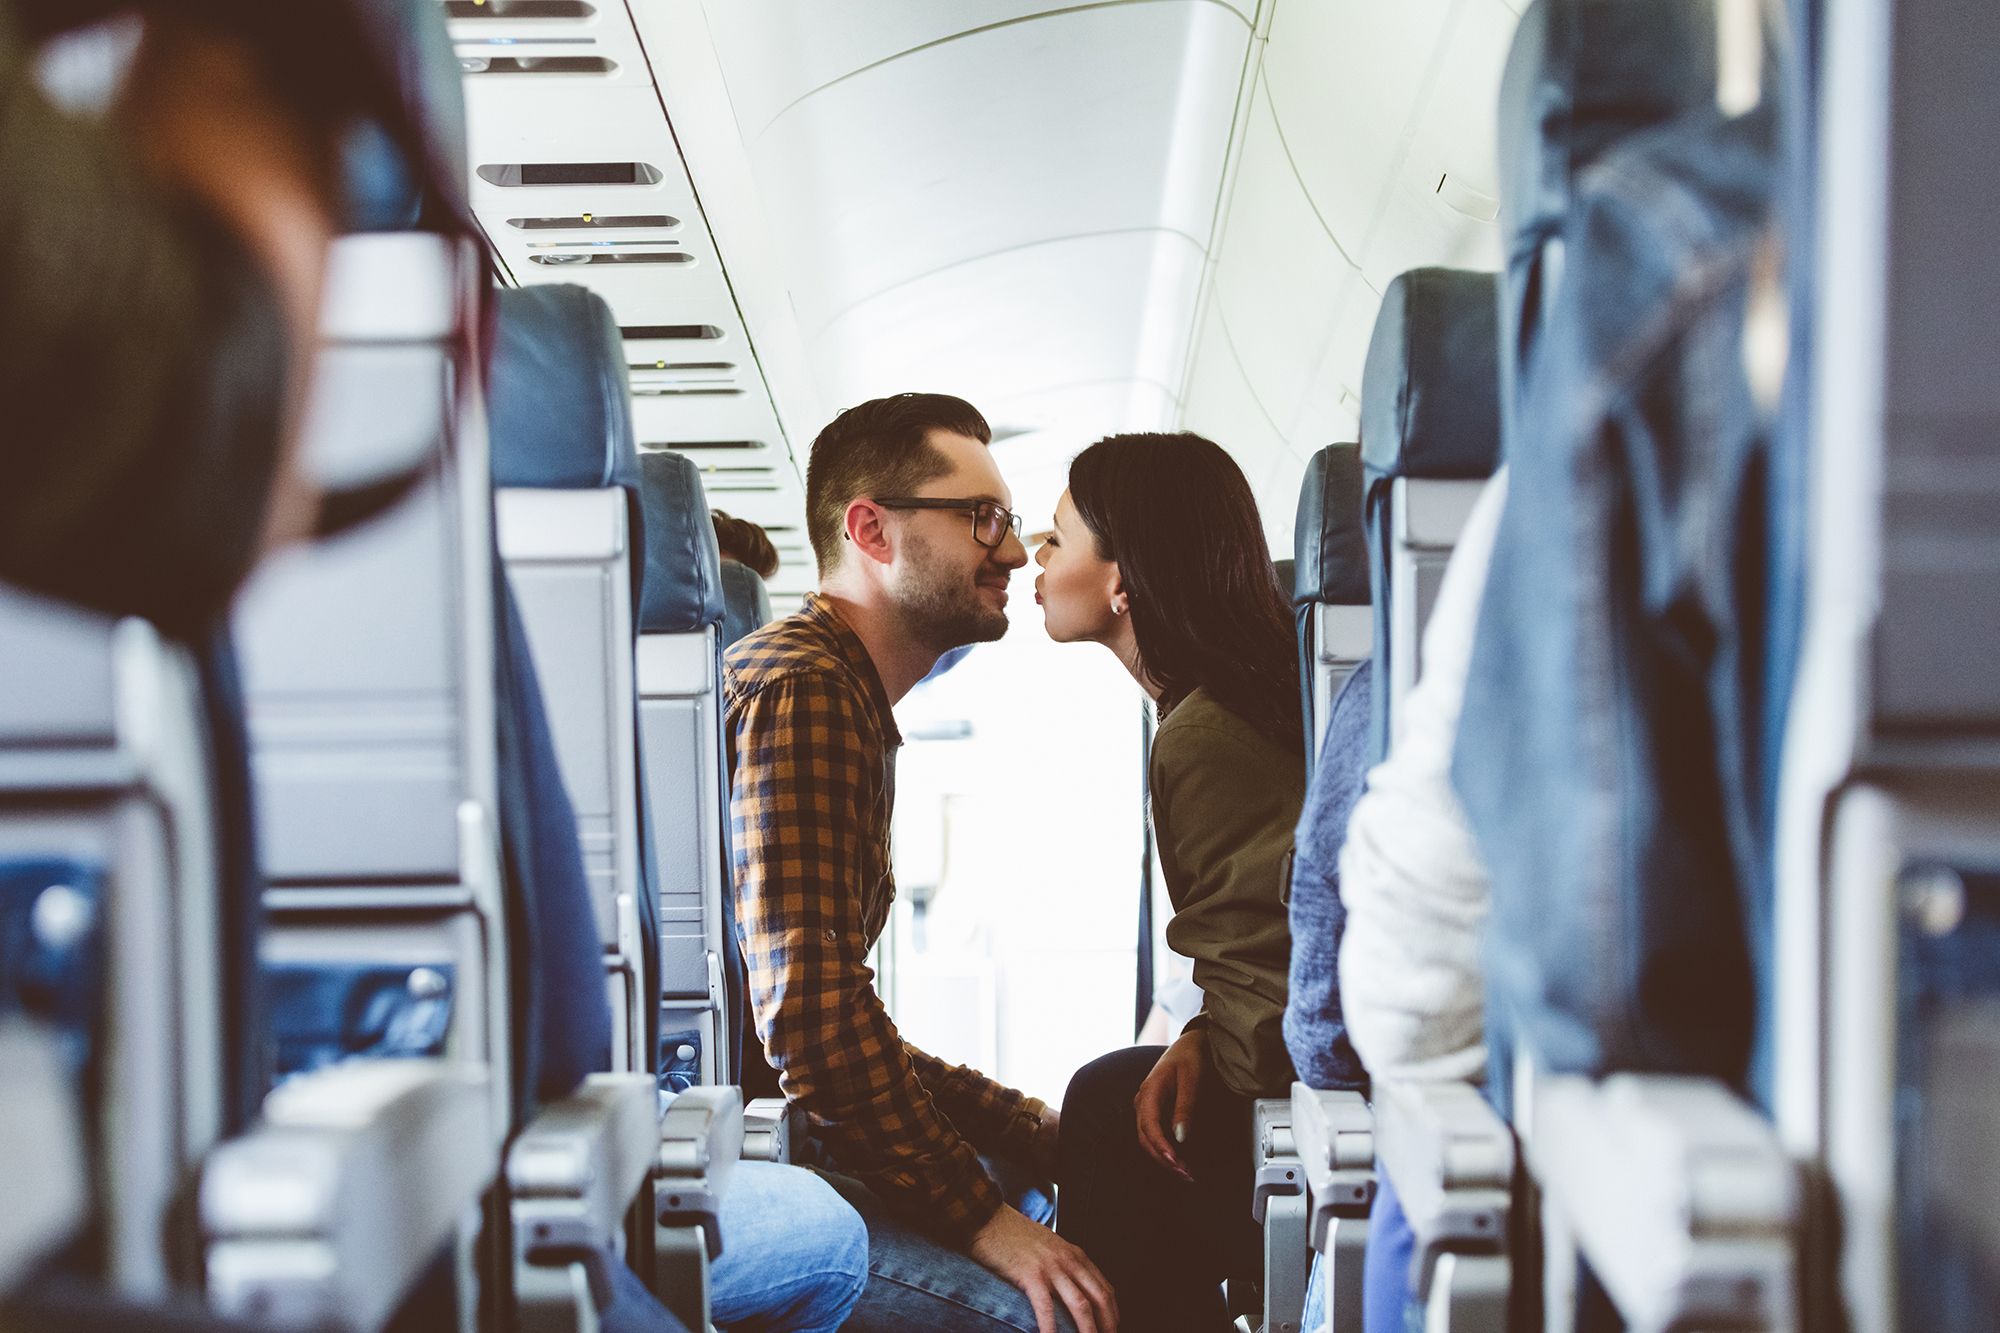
left=1291, top=1083, right=1377, bottom=1250
left=1529, top=1075, right=1799, bottom=1333
left=1251, top=1098, right=1303, bottom=1224
left=657, top=1085, right=744, bottom=1254
left=1373, top=1080, right=1513, bottom=1300
left=741, top=1096, right=799, bottom=1163
left=511, top=1073, right=660, bottom=1240
left=203, top=1059, right=494, bottom=1332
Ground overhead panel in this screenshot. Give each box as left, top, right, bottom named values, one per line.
left=449, top=0, right=813, bottom=591
left=1179, top=300, right=1293, bottom=548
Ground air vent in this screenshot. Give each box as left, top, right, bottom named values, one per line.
left=622, top=324, right=723, bottom=341
left=628, top=361, right=734, bottom=372
left=477, top=162, right=662, bottom=187
left=646, top=440, right=764, bottom=451
left=443, top=0, right=596, bottom=16
left=527, top=251, right=693, bottom=266
left=508, top=214, right=679, bottom=230
left=459, top=54, right=615, bottom=75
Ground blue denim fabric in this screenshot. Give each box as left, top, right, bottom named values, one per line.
left=1285, top=663, right=1373, bottom=1091
left=1453, top=105, right=1777, bottom=1091
left=1361, top=1162, right=1416, bottom=1333
left=817, top=1161, right=1075, bottom=1332
left=709, top=1162, right=868, bottom=1332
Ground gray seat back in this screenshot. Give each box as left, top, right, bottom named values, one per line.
left=1292, top=442, right=1371, bottom=769
left=489, top=283, right=651, bottom=1075
left=634, top=452, right=729, bottom=1088
left=0, top=586, right=223, bottom=1292
left=1358, top=268, right=1503, bottom=759
left=234, top=232, right=510, bottom=1144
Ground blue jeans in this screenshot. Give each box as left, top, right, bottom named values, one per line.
left=1361, top=1162, right=1416, bottom=1333
left=711, top=1161, right=869, bottom=1332
left=817, top=1157, right=1070, bottom=1332
left=599, top=1161, right=866, bottom=1333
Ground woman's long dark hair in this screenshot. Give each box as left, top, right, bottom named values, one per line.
left=1068, top=432, right=1302, bottom=753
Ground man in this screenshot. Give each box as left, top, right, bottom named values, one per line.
left=724, top=393, right=1117, bottom=1333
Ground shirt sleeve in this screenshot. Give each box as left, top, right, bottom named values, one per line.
left=1336, top=472, right=1509, bottom=1084
left=905, top=1043, right=1052, bottom=1164
left=729, top=670, right=1006, bottom=1242
left=0, top=9, right=290, bottom=637
left=1152, top=720, right=1298, bottom=1097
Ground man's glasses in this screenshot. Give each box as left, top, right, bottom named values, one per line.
left=873, top=497, right=1023, bottom=550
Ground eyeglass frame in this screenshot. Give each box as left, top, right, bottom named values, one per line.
left=870, top=496, right=1024, bottom=550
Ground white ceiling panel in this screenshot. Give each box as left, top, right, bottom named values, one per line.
left=742, top=1, right=1247, bottom=334
left=986, top=380, right=1180, bottom=445
left=1208, top=81, right=1362, bottom=441
left=808, top=230, right=1205, bottom=422
left=1259, top=0, right=1452, bottom=256
left=1178, top=302, right=1290, bottom=541
left=701, top=0, right=1257, bottom=138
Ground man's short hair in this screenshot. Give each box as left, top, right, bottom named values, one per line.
left=711, top=510, right=780, bottom=579
left=805, top=393, right=991, bottom=574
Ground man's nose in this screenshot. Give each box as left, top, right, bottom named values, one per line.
left=994, top=528, right=1029, bottom=569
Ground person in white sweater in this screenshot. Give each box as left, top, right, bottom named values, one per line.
left=1331, top=468, right=1506, bottom=1333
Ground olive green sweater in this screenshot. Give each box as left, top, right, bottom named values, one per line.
left=1151, top=688, right=1305, bottom=1098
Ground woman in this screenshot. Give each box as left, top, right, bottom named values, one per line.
left=1038, top=432, right=1303, bottom=1332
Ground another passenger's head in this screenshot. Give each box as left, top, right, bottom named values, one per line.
left=1037, top=432, right=1301, bottom=750
left=805, top=392, right=1028, bottom=651
left=711, top=510, right=779, bottom=580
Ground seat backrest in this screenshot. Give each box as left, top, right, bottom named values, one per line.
left=234, top=233, right=508, bottom=1132
left=718, top=558, right=775, bottom=652
left=0, top=586, right=233, bottom=1293
left=1292, top=442, right=1370, bottom=770
left=489, top=282, right=656, bottom=1078
left=1359, top=268, right=1503, bottom=759
left=633, top=452, right=731, bottom=1090
left=1496, top=0, right=1718, bottom=440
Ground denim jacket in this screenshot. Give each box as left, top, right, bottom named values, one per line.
left=1453, top=104, right=1778, bottom=1087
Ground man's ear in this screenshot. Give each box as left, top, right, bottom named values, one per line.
left=845, top=499, right=894, bottom=566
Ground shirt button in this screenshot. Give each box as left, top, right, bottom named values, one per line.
left=823, top=928, right=838, bottom=943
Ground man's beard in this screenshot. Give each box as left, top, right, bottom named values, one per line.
left=894, top=531, right=1011, bottom=653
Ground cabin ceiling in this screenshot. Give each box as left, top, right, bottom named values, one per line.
left=452, top=0, right=1519, bottom=593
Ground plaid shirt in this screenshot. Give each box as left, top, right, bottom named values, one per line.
left=723, top=594, right=1051, bottom=1241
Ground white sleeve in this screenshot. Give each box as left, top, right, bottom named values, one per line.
left=1337, top=470, right=1509, bottom=1083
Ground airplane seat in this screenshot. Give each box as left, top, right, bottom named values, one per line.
left=633, top=451, right=738, bottom=1099
left=1292, top=442, right=1371, bottom=771
left=1267, top=443, right=1374, bottom=1333
left=717, top=558, right=774, bottom=652
left=0, top=587, right=243, bottom=1300
left=1357, top=268, right=1502, bottom=763
left=489, top=282, right=660, bottom=1082
left=1450, top=6, right=1801, bottom=1332
left=1353, top=266, right=1512, bottom=1333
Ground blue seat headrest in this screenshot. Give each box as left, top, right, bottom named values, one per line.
left=489, top=286, right=641, bottom=493
left=638, top=453, right=726, bottom=634
left=1293, top=443, right=1369, bottom=607
left=1360, top=269, right=1502, bottom=482
left=1497, top=0, right=1718, bottom=270
left=340, top=0, right=470, bottom=232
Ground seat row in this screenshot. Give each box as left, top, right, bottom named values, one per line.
left=1237, top=0, right=1993, bottom=1329
left=0, top=1, right=775, bottom=1328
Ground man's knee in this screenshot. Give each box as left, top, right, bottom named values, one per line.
left=711, top=1162, right=867, bottom=1329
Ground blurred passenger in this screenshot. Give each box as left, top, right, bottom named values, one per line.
left=1036, top=432, right=1302, bottom=1333
left=724, top=393, right=1115, bottom=1333
left=1336, top=471, right=1507, bottom=1333
left=1284, top=661, right=1373, bottom=1329
left=0, top=4, right=335, bottom=634
left=712, top=509, right=780, bottom=580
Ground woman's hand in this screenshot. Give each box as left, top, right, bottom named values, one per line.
left=1132, top=1027, right=1206, bottom=1181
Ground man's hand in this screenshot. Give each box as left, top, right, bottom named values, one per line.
left=967, top=1204, right=1118, bottom=1333
left=1133, top=1028, right=1206, bottom=1181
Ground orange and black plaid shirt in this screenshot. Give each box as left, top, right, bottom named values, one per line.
left=723, top=594, right=1051, bottom=1242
